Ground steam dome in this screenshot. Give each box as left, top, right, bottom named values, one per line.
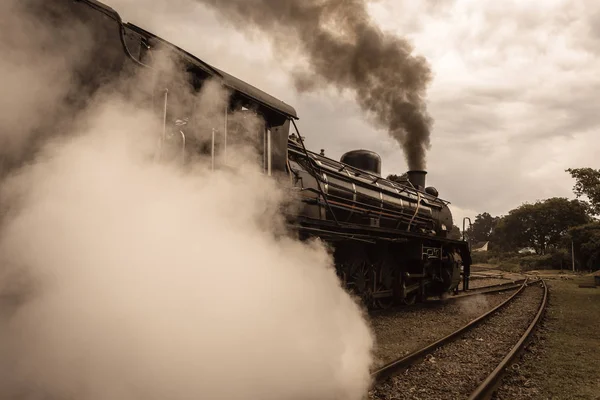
left=340, top=150, right=382, bottom=176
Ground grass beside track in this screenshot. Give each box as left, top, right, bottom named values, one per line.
left=496, top=274, right=600, bottom=399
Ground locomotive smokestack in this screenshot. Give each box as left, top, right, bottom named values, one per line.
left=407, top=170, right=427, bottom=190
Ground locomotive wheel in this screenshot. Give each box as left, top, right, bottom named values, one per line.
left=373, top=264, right=394, bottom=309
left=373, top=283, right=395, bottom=309
left=402, top=292, right=417, bottom=305
left=349, top=261, right=372, bottom=305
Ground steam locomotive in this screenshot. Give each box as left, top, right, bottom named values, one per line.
left=27, top=0, right=472, bottom=309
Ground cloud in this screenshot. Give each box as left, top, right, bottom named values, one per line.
left=98, top=0, right=600, bottom=220
left=365, top=0, right=600, bottom=217
left=301, top=0, right=600, bottom=220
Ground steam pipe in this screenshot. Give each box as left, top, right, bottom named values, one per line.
left=462, top=217, right=472, bottom=244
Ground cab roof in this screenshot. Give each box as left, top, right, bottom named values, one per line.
left=79, top=0, right=298, bottom=119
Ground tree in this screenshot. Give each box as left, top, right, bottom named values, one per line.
left=491, top=198, right=589, bottom=254
left=465, top=212, right=499, bottom=244
left=569, top=223, right=600, bottom=271
left=448, top=225, right=462, bottom=240
left=490, top=217, right=520, bottom=252
left=566, top=168, right=600, bottom=215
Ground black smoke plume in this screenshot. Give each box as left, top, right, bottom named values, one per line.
left=198, top=0, right=433, bottom=170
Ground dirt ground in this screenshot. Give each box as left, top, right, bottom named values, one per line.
left=494, top=272, right=600, bottom=400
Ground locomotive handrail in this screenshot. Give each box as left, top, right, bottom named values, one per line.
left=290, top=166, right=431, bottom=231
left=296, top=187, right=434, bottom=228
left=162, top=89, right=168, bottom=141
left=153, top=88, right=169, bottom=163
left=289, top=148, right=439, bottom=209
left=320, top=179, right=433, bottom=214
left=179, top=130, right=186, bottom=164
left=288, top=143, right=451, bottom=207
left=294, top=217, right=467, bottom=244
left=290, top=225, right=377, bottom=244
left=298, top=165, right=441, bottom=221
left=407, top=191, right=422, bottom=232
left=76, top=0, right=154, bottom=70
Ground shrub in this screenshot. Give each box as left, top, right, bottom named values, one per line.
left=471, top=251, right=493, bottom=264
left=497, top=263, right=521, bottom=273
left=488, top=257, right=500, bottom=265
left=470, top=250, right=571, bottom=271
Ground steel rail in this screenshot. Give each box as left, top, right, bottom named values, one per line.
left=366, top=280, right=525, bottom=317
left=467, top=279, right=548, bottom=400
left=371, top=278, right=529, bottom=383
left=468, top=273, right=506, bottom=279
left=451, top=279, right=527, bottom=298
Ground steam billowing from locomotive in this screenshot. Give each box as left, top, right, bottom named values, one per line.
left=196, top=0, right=434, bottom=170
left=0, top=1, right=473, bottom=398
left=0, top=1, right=375, bottom=399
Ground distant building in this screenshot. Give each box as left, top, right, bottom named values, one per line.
left=471, top=241, right=489, bottom=252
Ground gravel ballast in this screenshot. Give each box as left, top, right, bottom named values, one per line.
left=369, top=282, right=545, bottom=400
left=369, top=290, right=516, bottom=369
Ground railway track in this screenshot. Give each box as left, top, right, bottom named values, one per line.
left=370, top=278, right=527, bottom=316
left=450, top=278, right=527, bottom=300
left=368, top=279, right=526, bottom=320
left=468, top=274, right=506, bottom=280
left=369, top=278, right=548, bottom=400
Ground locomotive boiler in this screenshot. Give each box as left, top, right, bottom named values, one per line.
left=22, top=0, right=472, bottom=309
left=286, top=136, right=471, bottom=308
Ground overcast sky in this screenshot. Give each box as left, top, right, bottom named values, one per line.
left=111, top=0, right=600, bottom=227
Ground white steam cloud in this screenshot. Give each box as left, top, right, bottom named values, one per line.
left=0, top=1, right=374, bottom=399
left=458, top=294, right=490, bottom=318
left=0, top=0, right=93, bottom=167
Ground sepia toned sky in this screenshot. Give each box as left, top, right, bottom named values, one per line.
left=111, top=0, right=600, bottom=226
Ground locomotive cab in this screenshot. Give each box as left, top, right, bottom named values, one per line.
left=105, top=20, right=299, bottom=174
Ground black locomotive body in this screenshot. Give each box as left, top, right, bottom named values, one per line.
left=286, top=138, right=471, bottom=307
left=24, top=0, right=472, bottom=309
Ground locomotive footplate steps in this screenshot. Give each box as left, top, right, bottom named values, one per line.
left=463, top=261, right=471, bottom=291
